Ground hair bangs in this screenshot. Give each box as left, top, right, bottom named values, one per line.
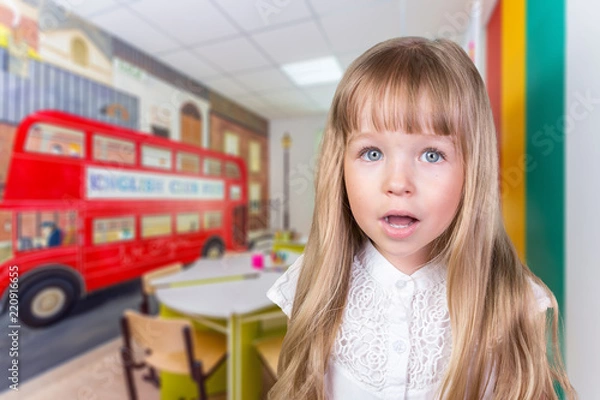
left=336, top=42, right=464, bottom=144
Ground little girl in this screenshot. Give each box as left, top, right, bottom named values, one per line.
left=266, top=37, right=577, bottom=399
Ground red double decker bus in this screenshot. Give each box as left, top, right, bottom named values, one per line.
left=0, top=111, right=248, bottom=327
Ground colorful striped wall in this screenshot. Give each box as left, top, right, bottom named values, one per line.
left=486, top=0, right=566, bottom=312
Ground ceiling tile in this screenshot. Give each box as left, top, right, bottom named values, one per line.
left=234, top=67, right=295, bottom=93
left=216, top=0, right=311, bottom=32
left=302, top=83, right=338, bottom=109
left=235, top=97, right=287, bottom=119
left=320, top=0, right=402, bottom=54
left=157, top=49, right=221, bottom=81
left=129, top=0, right=239, bottom=46
left=203, top=76, right=250, bottom=98
left=90, top=8, right=180, bottom=53
left=65, top=0, right=473, bottom=120
left=251, top=20, right=331, bottom=64
left=234, top=95, right=271, bottom=110
left=191, top=37, right=271, bottom=73
left=308, top=0, right=384, bottom=17
left=336, top=50, right=363, bottom=70
left=258, top=89, right=315, bottom=109
left=54, top=0, right=120, bottom=18
left=404, top=0, right=469, bottom=39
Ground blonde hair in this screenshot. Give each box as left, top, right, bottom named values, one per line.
left=270, top=37, right=576, bottom=399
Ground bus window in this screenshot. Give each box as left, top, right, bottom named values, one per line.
left=142, top=215, right=172, bottom=238
left=25, top=123, right=85, bottom=158
left=204, top=211, right=222, bottom=230
left=142, top=145, right=172, bottom=170
left=18, top=211, right=77, bottom=251
left=225, top=162, right=240, bottom=179
left=176, top=213, right=200, bottom=234
left=93, top=135, right=135, bottom=165
left=204, top=158, right=222, bottom=177
left=93, top=217, right=135, bottom=245
left=230, top=185, right=241, bottom=201
left=0, top=211, right=12, bottom=263
left=176, top=151, right=200, bottom=174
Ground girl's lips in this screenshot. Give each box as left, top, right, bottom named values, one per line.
left=380, top=216, right=419, bottom=239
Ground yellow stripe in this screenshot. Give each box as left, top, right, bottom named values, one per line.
left=501, top=0, right=526, bottom=259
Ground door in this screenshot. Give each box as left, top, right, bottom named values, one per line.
left=180, top=103, right=202, bottom=147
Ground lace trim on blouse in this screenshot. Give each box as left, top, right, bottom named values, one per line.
left=330, top=253, right=451, bottom=393
left=331, top=255, right=391, bottom=392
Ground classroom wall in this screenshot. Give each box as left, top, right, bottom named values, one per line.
left=565, top=0, right=600, bottom=397
left=269, top=115, right=326, bottom=237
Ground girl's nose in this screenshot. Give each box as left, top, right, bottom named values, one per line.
left=383, top=161, right=415, bottom=196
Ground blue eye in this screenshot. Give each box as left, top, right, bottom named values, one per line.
left=360, top=148, right=383, bottom=161
left=421, top=149, right=444, bottom=163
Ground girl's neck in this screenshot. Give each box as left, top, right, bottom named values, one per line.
left=371, top=241, right=433, bottom=276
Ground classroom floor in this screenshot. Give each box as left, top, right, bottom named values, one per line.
left=0, top=337, right=226, bottom=400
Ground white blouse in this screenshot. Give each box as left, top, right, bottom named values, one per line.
left=267, top=240, right=551, bottom=400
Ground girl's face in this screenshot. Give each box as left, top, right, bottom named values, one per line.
left=344, top=121, right=464, bottom=275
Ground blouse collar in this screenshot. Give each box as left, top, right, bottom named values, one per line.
left=357, top=239, right=446, bottom=291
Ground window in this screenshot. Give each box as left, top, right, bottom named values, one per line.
left=142, top=215, right=172, bottom=238
left=204, top=211, right=222, bottom=230
left=93, top=135, right=135, bottom=165
left=250, top=183, right=261, bottom=215
left=25, top=123, right=85, bottom=158
left=224, top=132, right=240, bottom=156
left=15, top=211, right=78, bottom=250
left=176, top=213, right=200, bottom=234
left=71, top=37, right=88, bottom=67
left=230, top=185, right=241, bottom=201
left=249, top=141, right=261, bottom=173
left=93, top=217, right=135, bottom=245
left=225, top=162, right=240, bottom=179
left=16, top=210, right=78, bottom=249
left=204, top=158, right=222, bottom=176
left=177, top=152, right=200, bottom=174
left=142, top=145, right=172, bottom=170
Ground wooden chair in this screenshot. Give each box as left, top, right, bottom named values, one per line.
left=120, top=309, right=227, bottom=400
left=254, top=335, right=285, bottom=397
left=139, top=263, right=183, bottom=315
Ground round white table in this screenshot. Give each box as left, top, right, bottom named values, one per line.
left=153, top=252, right=298, bottom=400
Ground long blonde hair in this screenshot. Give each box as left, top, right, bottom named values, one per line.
left=270, top=37, right=576, bottom=399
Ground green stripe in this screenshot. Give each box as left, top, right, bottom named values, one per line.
left=526, top=0, right=565, bottom=319
left=159, top=273, right=260, bottom=288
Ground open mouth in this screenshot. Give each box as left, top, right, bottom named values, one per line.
left=384, top=215, right=419, bottom=229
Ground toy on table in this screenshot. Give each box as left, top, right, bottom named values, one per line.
left=270, top=251, right=287, bottom=265
left=251, top=253, right=264, bottom=270
left=251, top=250, right=289, bottom=272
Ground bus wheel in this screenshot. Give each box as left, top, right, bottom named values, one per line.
left=202, top=239, right=224, bottom=259
left=20, top=277, right=76, bottom=328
